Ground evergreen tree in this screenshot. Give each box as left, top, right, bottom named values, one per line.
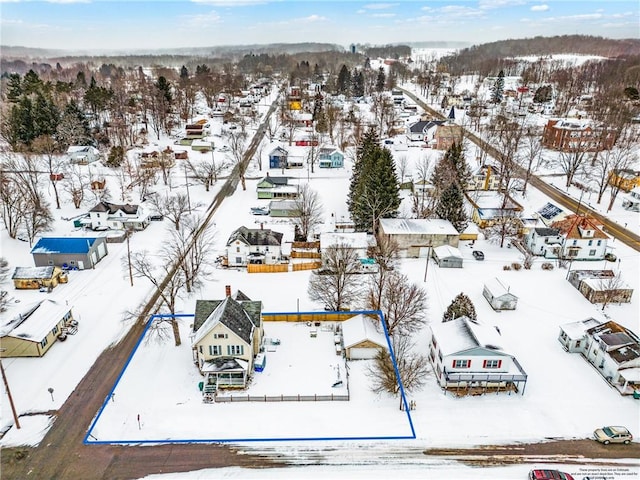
left=376, top=66, right=386, bottom=92
left=336, top=65, right=350, bottom=95
left=180, top=65, right=189, bottom=81
left=351, top=70, right=365, bottom=97
left=533, top=85, right=553, bottom=103
left=22, top=69, right=42, bottom=95
left=430, top=141, right=469, bottom=194
left=56, top=100, right=92, bottom=147
left=6, top=74, right=22, bottom=103
left=155, top=76, right=172, bottom=103
left=443, top=293, right=477, bottom=322
left=491, top=70, right=505, bottom=104
left=435, top=182, right=467, bottom=232
left=348, top=128, right=400, bottom=232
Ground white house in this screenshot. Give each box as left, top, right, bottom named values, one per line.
left=341, top=314, right=388, bottom=360
left=225, top=226, right=284, bottom=266
left=524, top=227, right=563, bottom=257
left=88, top=201, right=149, bottom=231
left=483, top=278, right=518, bottom=310
left=622, top=187, right=640, bottom=212
left=428, top=316, right=528, bottom=394
left=559, top=319, right=640, bottom=395
left=550, top=214, right=609, bottom=260
left=67, top=145, right=100, bottom=164
left=406, top=120, right=443, bottom=142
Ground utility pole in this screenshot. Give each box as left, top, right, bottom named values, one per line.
left=184, top=164, right=191, bottom=212
left=423, top=245, right=432, bottom=282
left=126, top=229, right=134, bottom=287
left=0, top=354, right=21, bottom=429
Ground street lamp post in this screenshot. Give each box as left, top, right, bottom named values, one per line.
left=0, top=355, right=20, bottom=429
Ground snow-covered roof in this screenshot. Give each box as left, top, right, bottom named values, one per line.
left=201, top=357, right=248, bottom=373
left=560, top=318, right=602, bottom=340
left=1, top=300, right=72, bottom=341
left=341, top=314, right=387, bottom=350
left=581, top=277, right=632, bottom=291
left=320, top=232, right=368, bottom=250
left=379, top=218, right=458, bottom=236
left=484, top=277, right=516, bottom=299
left=432, top=245, right=463, bottom=259
left=430, top=316, right=504, bottom=356
left=192, top=296, right=254, bottom=346
left=12, top=266, right=57, bottom=280
left=31, top=237, right=101, bottom=255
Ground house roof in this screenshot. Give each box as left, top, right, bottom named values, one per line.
left=341, top=314, right=387, bottom=350
left=192, top=296, right=255, bottom=345
left=533, top=227, right=561, bottom=237
left=318, top=147, right=343, bottom=157
left=201, top=357, right=248, bottom=373
left=258, top=176, right=289, bottom=187
left=551, top=214, right=608, bottom=240
left=0, top=299, right=72, bottom=341
left=268, top=200, right=299, bottom=211
left=67, top=145, right=98, bottom=155
left=226, top=226, right=283, bottom=247
left=379, top=218, right=459, bottom=236
left=12, top=266, right=57, bottom=280
left=559, top=318, right=602, bottom=340
left=408, top=120, right=443, bottom=134
left=484, top=277, right=517, bottom=299
left=193, top=292, right=261, bottom=333
left=320, top=232, right=369, bottom=250
left=537, top=202, right=564, bottom=221
left=430, top=316, right=504, bottom=356
left=89, top=201, right=139, bottom=215
left=269, top=146, right=288, bottom=156
left=31, top=237, right=100, bottom=255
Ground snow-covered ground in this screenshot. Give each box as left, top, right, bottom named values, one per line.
left=1, top=65, right=639, bottom=480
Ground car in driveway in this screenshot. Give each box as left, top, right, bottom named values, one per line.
left=528, top=469, right=574, bottom=480
left=593, top=426, right=633, bottom=444
left=604, top=252, right=617, bottom=262
left=472, top=250, right=484, bottom=260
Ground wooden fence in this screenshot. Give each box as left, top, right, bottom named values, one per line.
left=293, top=261, right=321, bottom=271
left=291, top=251, right=321, bottom=259
left=292, top=241, right=320, bottom=249
left=215, top=393, right=349, bottom=403
left=263, top=311, right=355, bottom=322
left=247, top=264, right=288, bottom=273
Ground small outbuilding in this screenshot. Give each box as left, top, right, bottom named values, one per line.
left=432, top=245, right=464, bottom=268
left=483, top=277, right=518, bottom=310
left=341, top=314, right=388, bottom=360
left=12, top=266, right=68, bottom=290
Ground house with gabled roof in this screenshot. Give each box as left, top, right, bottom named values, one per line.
left=535, top=202, right=567, bottom=226
left=88, top=201, right=149, bottom=231
left=406, top=120, right=443, bottom=142
left=428, top=316, right=528, bottom=395
left=31, top=237, right=108, bottom=270
left=191, top=286, right=264, bottom=391
left=67, top=145, right=100, bottom=164
left=256, top=175, right=298, bottom=199
left=483, top=278, right=518, bottom=310
left=559, top=319, right=640, bottom=395
left=467, top=164, right=501, bottom=191
left=318, top=147, right=344, bottom=168
left=550, top=214, right=609, bottom=260
left=12, top=266, right=67, bottom=290
left=0, top=299, right=75, bottom=357
left=524, top=226, right=563, bottom=257
left=378, top=218, right=460, bottom=257
left=225, top=225, right=284, bottom=267
left=268, top=146, right=289, bottom=169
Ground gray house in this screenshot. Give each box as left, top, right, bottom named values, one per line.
left=432, top=245, right=463, bottom=268
left=31, top=237, right=108, bottom=270
left=268, top=200, right=300, bottom=217
left=483, top=277, right=518, bottom=310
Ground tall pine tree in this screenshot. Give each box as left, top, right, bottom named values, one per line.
left=348, top=128, right=400, bottom=232
left=491, top=70, right=505, bottom=104
left=435, top=182, right=467, bottom=233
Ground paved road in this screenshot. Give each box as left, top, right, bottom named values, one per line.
left=1, top=99, right=281, bottom=480
left=400, top=87, right=640, bottom=252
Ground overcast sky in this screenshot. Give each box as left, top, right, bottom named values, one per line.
left=1, top=0, right=638, bottom=52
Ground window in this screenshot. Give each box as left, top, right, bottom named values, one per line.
left=236, top=247, right=240, bottom=253
left=483, top=359, right=502, bottom=369
left=588, top=240, right=593, bottom=246
left=213, top=333, right=228, bottom=339
left=589, top=249, right=596, bottom=256
left=52, top=326, right=59, bottom=335
left=572, top=240, right=577, bottom=246
left=40, top=337, right=48, bottom=348
left=575, top=340, right=582, bottom=348
left=209, top=345, right=222, bottom=355
left=597, top=240, right=602, bottom=246
left=199, top=345, right=203, bottom=354
left=228, top=345, right=244, bottom=355
left=452, top=359, right=471, bottom=368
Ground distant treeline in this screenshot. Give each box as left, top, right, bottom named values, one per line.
left=360, top=44, right=411, bottom=59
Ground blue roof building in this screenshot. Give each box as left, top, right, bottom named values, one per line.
left=31, top=237, right=108, bottom=270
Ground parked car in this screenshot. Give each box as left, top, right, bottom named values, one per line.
left=604, top=252, right=617, bottom=262
left=250, top=206, right=270, bottom=216
left=472, top=250, right=485, bottom=261
left=593, top=426, right=632, bottom=444
left=528, top=469, right=574, bottom=480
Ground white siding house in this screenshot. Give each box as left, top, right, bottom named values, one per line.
left=483, top=278, right=518, bottom=310
left=225, top=226, right=284, bottom=267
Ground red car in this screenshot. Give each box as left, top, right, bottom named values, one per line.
left=529, top=470, right=574, bottom=480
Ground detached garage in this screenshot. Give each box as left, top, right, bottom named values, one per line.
left=341, top=314, right=388, bottom=360
left=31, top=237, right=108, bottom=270
left=432, top=245, right=463, bottom=268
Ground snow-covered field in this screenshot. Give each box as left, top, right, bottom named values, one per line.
left=1, top=67, right=639, bottom=480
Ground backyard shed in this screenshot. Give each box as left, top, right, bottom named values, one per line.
left=483, top=277, right=518, bottom=310
left=12, top=266, right=68, bottom=290
left=341, top=314, right=388, bottom=360
left=432, top=245, right=464, bottom=268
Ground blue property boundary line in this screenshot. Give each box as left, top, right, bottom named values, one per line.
left=84, top=310, right=415, bottom=445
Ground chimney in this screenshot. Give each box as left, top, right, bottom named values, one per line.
left=225, top=285, right=231, bottom=297
left=260, top=223, right=263, bottom=230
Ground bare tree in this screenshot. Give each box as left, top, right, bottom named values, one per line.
left=187, top=153, right=227, bottom=192
left=0, top=157, right=27, bottom=238
left=485, top=211, right=521, bottom=248
left=292, top=184, right=323, bottom=241
left=12, top=154, right=53, bottom=244
left=0, top=257, right=11, bottom=312
left=396, top=155, right=409, bottom=186
left=62, top=163, right=90, bottom=208
left=604, top=133, right=638, bottom=212
left=366, top=235, right=400, bottom=312
left=32, top=135, right=64, bottom=209
left=487, top=113, right=525, bottom=197
left=520, top=133, right=543, bottom=195
left=151, top=192, right=201, bottom=231
left=411, top=155, right=434, bottom=219
left=597, top=273, right=628, bottom=311
left=226, top=129, right=249, bottom=190
left=308, top=243, right=362, bottom=311
left=367, top=333, right=430, bottom=410
left=377, top=270, right=428, bottom=336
